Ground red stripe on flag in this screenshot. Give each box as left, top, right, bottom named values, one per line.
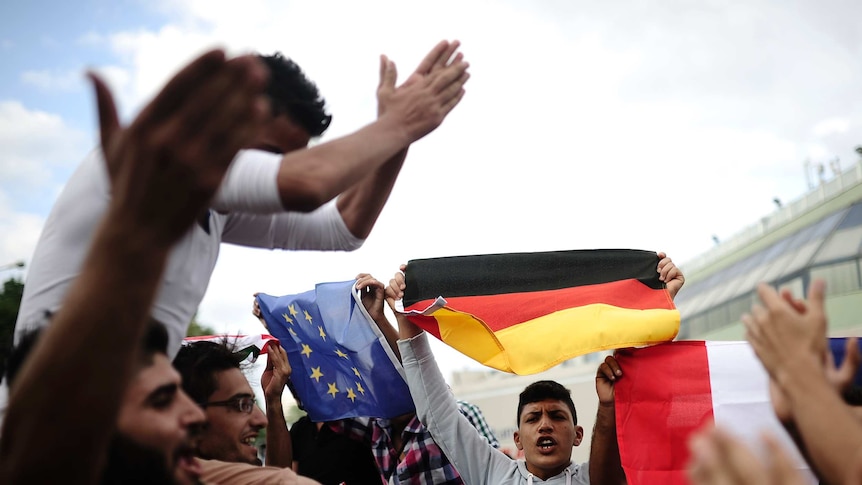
left=405, top=313, right=443, bottom=341
left=405, top=278, right=673, bottom=333
left=615, top=341, right=714, bottom=485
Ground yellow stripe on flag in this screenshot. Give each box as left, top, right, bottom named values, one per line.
left=434, top=304, right=680, bottom=375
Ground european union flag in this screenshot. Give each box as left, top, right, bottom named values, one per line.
left=256, top=280, right=415, bottom=421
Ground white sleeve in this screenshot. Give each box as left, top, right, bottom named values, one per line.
left=398, top=333, right=516, bottom=485
left=221, top=199, right=364, bottom=251
left=211, top=149, right=284, bottom=214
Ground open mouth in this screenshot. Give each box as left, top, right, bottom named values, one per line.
left=175, top=445, right=202, bottom=479
left=537, top=437, right=557, bottom=452
left=241, top=434, right=258, bottom=450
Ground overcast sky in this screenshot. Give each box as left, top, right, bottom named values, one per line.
left=2, top=0, right=861, bottom=380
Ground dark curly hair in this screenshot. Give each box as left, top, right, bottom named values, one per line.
left=173, top=339, right=245, bottom=405
left=257, top=52, right=332, bottom=137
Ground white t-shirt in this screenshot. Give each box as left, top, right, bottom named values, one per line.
left=14, top=148, right=364, bottom=357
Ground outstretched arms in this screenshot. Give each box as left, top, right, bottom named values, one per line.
left=276, top=40, right=469, bottom=217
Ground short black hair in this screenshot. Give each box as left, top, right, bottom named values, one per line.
left=173, top=340, right=244, bottom=405
left=516, top=380, right=577, bottom=426
left=257, top=52, right=332, bottom=137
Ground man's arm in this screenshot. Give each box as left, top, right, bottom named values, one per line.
left=589, top=355, right=627, bottom=485
left=261, top=342, right=293, bottom=468
left=336, top=41, right=465, bottom=238
left=386, top=268, right=514, bottom=485
left=275, top=40, right=469, bottom=214
left=0, top=51, right=267, bottom=483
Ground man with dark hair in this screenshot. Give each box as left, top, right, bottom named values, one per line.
left=384, top=255, right=685, bottom=484
left=13, top=40, right=470, bottom=362
left=516, top=380, right=578, bottom=428
left=256, top=52, right=331, bottom=138
left=174, top=338, right=294, bottom=470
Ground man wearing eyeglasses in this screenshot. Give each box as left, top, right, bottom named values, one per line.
left=174, top=339, right=294, bottom=469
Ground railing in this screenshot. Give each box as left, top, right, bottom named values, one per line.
left=684, top=160, right=862, bottom=274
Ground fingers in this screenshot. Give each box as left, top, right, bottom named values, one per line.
left=138, top=49, right=227, bottom=124
left=379, top=55, right=397, bottom=91
left=355, top=273, right=384, bottom=292
left=835, top=337, right=861, bottom=390
left=432, top=40, right=461, bottom=72
left=87, top=72, right=121, bottom=167
left=762, top=434, right=807, bottom=485
left=385, top=266, right=408, bottom=304
left=169, top=55, right=269, bottom=153
left=597, top=355, right=622, bottom=380
left=413, top=40, right=452, bottom=75
left=688, top=428, right=766, bottom=485
left=429, top=54, right=470, bottom=95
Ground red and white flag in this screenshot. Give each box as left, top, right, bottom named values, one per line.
left=614, top=340, right=815, bottom=485
left=182, top=334, right=279, bottom=363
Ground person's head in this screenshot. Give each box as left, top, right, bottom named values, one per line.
left=174, top=340, right=268, bottom=465
left=6, top=322, right=205, bottom=485
left=513, top=380, right=584, bottom=481
left=110, top=321, right=205, bottom=485
left=253, top=53, right=331, bottom=154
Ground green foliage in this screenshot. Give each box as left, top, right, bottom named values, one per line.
left=186, top=313, right=216, bottom=337
left=0, top=278, right=25, bottom=379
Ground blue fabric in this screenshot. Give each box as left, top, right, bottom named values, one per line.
left=257, top=280, right=415, bottom=421
left=829, top=337, right=862, bottom=387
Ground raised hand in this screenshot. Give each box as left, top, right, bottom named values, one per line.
left=355, top=273, right=386, bottom=323
left=262, top=342, right=291, bottom=402
left=377, top=40, right=470, bottom=143
left=657, top=252, right=685, bottom=300
left=90, top=50, right=269, bottom=248
left=596, top=355, right=622, bottom=405
left=742, top=280, right=829, bottom=381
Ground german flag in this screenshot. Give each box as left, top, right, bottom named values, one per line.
left=399, top=249, right=679, bottom=375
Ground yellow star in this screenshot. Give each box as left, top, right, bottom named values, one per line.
left=288, top=327, right=297, bottom=337
left=352, top=367, right=361, bottom=378
left=288, top=304, right=299, bottom=317
left=335, top=348, right=348, bottom=359
left=282, top=313, right=294, bottom=325
left=327, top=382, right=339, bottom=398
left=318, top=326, right=327, bottom=341
left=356, top=382, right=365, bottom=394
left=310, top=367, right=324, bottom=382
left=346, top=388, right=357, bottom=402
left=300, top=344, right=313, bottom=358
left=304, top=310, right=313, bottom=323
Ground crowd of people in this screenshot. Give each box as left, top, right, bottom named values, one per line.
left=0, top=39, right=857, bottom=485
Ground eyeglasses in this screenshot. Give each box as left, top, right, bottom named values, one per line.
left=200, top=396, right=257, bottom=414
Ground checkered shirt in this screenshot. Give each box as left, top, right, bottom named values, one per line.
left=331, top=416, right=463, bottom=485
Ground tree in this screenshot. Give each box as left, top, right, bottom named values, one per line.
left=186, top=313, right=216, bottom=337
left=0, top=278, right=25, bottom=379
